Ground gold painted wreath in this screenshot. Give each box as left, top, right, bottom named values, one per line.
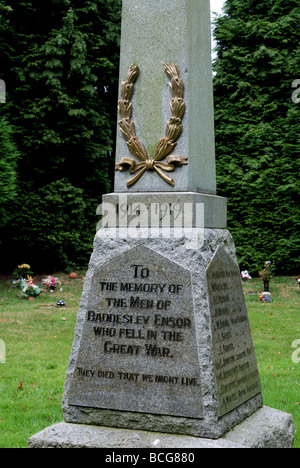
left=116, top=63, right=188, bottom=188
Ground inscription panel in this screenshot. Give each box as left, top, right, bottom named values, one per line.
left=207, top=247, right=262, bottom=417
left=68, top=245, right=203, bottom=419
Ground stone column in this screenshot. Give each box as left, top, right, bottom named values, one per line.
left=115, top=0, right=216, bottom=194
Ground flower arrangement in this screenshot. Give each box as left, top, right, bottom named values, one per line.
left=42, top=276, right=61, bottom=292
left=11, top=278, right=23, bottom=289
left=15, top=264, right=33, bottom=278
left=260, top=260, right=275, bottom=278
left=260, top=260, right=275, bottom=292
left=241, top=270, right=252, bottom=280
left=20, top=277, right=41, bottom=299
left=259, top=292, right=272, bottom=303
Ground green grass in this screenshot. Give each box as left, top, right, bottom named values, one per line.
left=244, top=276, right=300, bottom=447
left=0, top=273, right=81, bottom=448
left=0, top=274, right=299, bottom=448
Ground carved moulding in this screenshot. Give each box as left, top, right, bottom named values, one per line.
left=116, top=63, right=188, bottom=188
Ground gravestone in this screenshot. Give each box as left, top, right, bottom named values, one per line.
left=0, top=339, right=5, bottom=364
left=28, top=0, right=294, bottom=448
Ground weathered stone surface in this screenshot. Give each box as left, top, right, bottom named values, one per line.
left=62, top=228, right=263, bottom=438
left=100, top=192, right=227, bottom=229
left=27, top=407, right=294, bottom=449
left=27, top=422, right=244, bottom=449
left=68, top=244, right=203, bottom=419
left=207, top=246, right=262, bottom=417
left=223, top=406, right=294, bottom=449
left=115, top=0, right=216, bottom=194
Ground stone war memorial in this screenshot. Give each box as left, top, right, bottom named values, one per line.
left=28, top=0, right=294, bottom=449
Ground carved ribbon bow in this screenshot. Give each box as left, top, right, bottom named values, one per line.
left=116, top=64, right=188, bottom=187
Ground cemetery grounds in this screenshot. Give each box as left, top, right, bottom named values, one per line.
left=0, top=273, right=299, bottom=448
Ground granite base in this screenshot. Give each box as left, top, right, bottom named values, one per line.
left=28, top=406, right=294, bottom=449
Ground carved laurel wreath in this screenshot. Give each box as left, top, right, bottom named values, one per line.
left=116, top=63, right=188, bottom=187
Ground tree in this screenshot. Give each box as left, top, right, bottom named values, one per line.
left=213, top=0, right=300, bottom=274
left=6, top=179, right=90, bottom=272
left=4, top=1, right=121, bottom=194
left=0, top=1, right=121, bottom=272
left=0, top=0, right=12, bottom=57
left=0, top=116, right=18, bottom=227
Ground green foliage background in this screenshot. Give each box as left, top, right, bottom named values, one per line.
left=213, top=0, right=300, bottom=274
left=0, top=0, right=299, bottom=275
left=0, top=117, right=18, bottom=227
left=0, top=0, right=121, bottom=272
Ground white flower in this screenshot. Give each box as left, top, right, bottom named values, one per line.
left=241, top=270, right=252, bottom=280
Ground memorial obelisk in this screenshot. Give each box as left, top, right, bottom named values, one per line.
left=28, top=0, right=294, bottom=448
left=105, top=0, right=227, bottom=227
left=62, top=0, right=263, bottom=437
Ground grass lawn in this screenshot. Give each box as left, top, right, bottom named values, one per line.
left=0, top=273, right=299, bottom=448
left=243, top=276, right=300, bottom=447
